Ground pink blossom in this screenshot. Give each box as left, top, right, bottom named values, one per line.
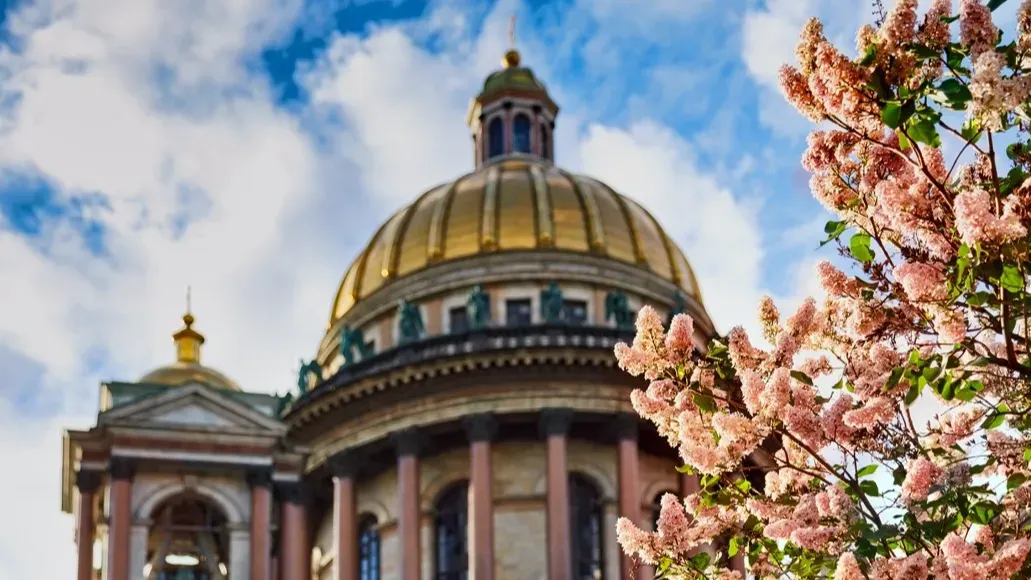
left=920, top=0, right=953, bottom=49
left=942, top=532, right=991, bottom=579
left=1020, top=0, right=1031, bottom=50
left=817, top=261, right=862, bottom=298
left=834, top=552, right=863, bottom=580
left=615, top=517, right=658, bottom=564
left=991, top=538, right=1031, bottom=577
left=879, top=0, right=918, bottom=49
left=955, top=188, right=1027, bottom=246
left=938, top=405, right=985, bottom=445
left=901, top=457, right=944, bottom=502
left=894, top=261, right=947, bottom=302
left=727, top=327, right=765, bottom=373
left=895, top=553, right=930, bottom=580
left=971, top=525, right=994, bottom=551
left=969, top=51, right=1031, bottom=131
left=821, top=393, right=858, bottom=444
left=796, top=18, right=825, bottom=75
left=665, top=313, right=694, bottom=364
left=790, top=525, right=836, bottom=551
left=816, top=485, right=854, bottom=521
left=843, top=396, right=895, bottom=429
left=934, top=308, right=968, bottom=344
left=960, top=0, right=998, bottom=55
left=758, top=295, right=780, bottom=342
left=780, top=65, right=825, bottom=121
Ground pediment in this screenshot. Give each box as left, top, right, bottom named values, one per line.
left=100, top=384, right=285, bottom=434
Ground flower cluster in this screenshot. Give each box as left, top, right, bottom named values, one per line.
left=615, top=1, right=1031, bottom=577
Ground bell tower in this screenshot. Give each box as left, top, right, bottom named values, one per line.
left=467, top=16, right=559, bottom=168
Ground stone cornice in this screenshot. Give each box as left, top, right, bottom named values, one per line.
left=464, top=413, right=498, bottom=443
left=289, top=326, right=635, bottom=429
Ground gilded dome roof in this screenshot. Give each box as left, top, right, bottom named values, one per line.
left=329, top=157, right=701, bottom=323
left=138, top=312, right=242, bottom=391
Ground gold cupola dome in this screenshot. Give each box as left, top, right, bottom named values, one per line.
left=328, top=157, right=701, bottom=323
left=327, top=46, right=702, bottom=327
left=139, top=307, right=242, bottom=391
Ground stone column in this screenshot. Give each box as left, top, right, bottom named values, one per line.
left=129, top=523, right=149, bottom=580
left=107, top=459, right=134, bottom=580
left=229, top=527, right=252, bottom=580
left=465, top=414, right=497, bottom=580
left=330, top=453, right=359, bottom=580
left=76, top=470, right=102, bottom=580
left=279, top=483, right=309, bottom=580
left=541, top=408, right=573, bottom=580
left=615, top=413, right=641, bottom=580
left=393, top=428, right=422, bottom=580
left=248, top=469, right=273, bottom=580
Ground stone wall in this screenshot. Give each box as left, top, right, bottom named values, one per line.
left=312, top=439, right=681, bottom=579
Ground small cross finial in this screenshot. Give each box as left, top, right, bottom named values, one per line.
left=508, top=14, right=516, bottom=50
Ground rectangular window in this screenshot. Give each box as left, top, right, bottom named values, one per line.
left=505, top=299, right=533, bottom=326
left=449, top=307, right=470, bottom=334
left=562, top=299, right=588, bottom=326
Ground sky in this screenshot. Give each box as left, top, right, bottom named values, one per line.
left=1, top=0, right=1024, bottom=576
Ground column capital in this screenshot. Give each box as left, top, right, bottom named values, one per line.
left=76, top=469, right=103, bottom=493
left=246, top=467, right=273, bottom=489
left=109, top=457, right=135, bottom=481
left=328, top=451, right=362, bottom=479
left=391, top=427, right=422, bottom=457
left=539, top=408, right=574, bottom=437
left=464, top=413, right=498, bottom=443
left=276, top=481, right=309, bottom=505
left=613, top=412, right=639, bottom=442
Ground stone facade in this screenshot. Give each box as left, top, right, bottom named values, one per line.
left=311, top=440, right=679, bottom=580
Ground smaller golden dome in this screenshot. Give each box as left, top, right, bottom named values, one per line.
left=139, top=309, right=242, bottom=391
left=503, top=49, right=521, bottom=68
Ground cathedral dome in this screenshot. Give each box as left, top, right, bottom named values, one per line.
left=138, top=312, right=242, bottom=391
left=329, top=157, right=701, bottom=323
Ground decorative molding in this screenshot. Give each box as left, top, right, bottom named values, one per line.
left=539, top=408, right=574, bottom=437
left=463, top=413, right=498, bottom=442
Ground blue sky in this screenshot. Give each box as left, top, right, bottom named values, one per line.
left=0, top=0, right=978, bottom=575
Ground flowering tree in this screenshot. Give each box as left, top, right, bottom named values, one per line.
left=614, top=0, right=1031, bottom=578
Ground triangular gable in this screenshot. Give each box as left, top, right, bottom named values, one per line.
left=100, top=383, right=286, bottom=434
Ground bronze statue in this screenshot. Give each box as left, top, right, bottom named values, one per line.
left=540, top=281, right=563, bottom=323
left=466, top=285, right=491, bottom=330
left=604, top=291, right=633, bottom=329
left=397, top=299, right=425, bottom=344
left=296, top=359, right=321, bottom=394
left=338, top=325, right=371, bottom=367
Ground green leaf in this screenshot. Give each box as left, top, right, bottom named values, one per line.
left=857, top=465, right=878, bottom=478
left=910, top=44, right=940, bottom=60
left=881, top=102, right=903, bottom=128
left=941, top=14, right=960, bottom=24
left=790, top=370, right=814, bottom=386
left=859, top=480, right=881, bottom=497
left=675, top=463, right=694, bottom=474
left=689, top=552, right=712, bottom=571
left=820, top=220, right=848, bottom=247
left=970, top=501, right=1001, bottom=524
left=988, top=0, right=1009, bottom=10
left=728, top=536, right=740, bottom=557
left=1001, top=264, right=1025, bottom=293
left=735, top=478, right=752, bottom=493
left=962, top=117, right=983, bottom=142
left=860, top=44, right=877, bottom=66
left=907, top=118, right=942, bottom=147
left=1008, top=473, right=1027, bottom=490
left=905, top=382, right=921, bottom=406
left=939, top=78, right=972, bottom=109
left=850, top=232, right=874, bottom=263
left=982, top=410, right=1007, bottom=430
left=693, top=392, right=717, bottom=413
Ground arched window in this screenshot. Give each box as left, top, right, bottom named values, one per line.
left=487, top=117, right=504, bottom=159
left=358, top=514, right=380, bottom=580
left=570, top=473, right=604, bottom=580
left=540, top=123, right=550, bottom=159
left=513, top=114, right=531, bottom=154
left=435, top=482, right=469, bottom=580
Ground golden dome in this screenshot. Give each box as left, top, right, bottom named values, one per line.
left=139, top=311, right=242, bottom=391
left=329, top=157, right=701, bottom=322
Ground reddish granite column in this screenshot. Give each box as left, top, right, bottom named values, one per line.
left=465, top=414, right=498, bottom=580
left=248, top=469, right=273, bottom=580
left=541, top=408, right=573, bottom=580
left=393, top=429, right=422, bottom=580
left=106, top=459, right=134, bottom=580
left=330, top=453, right=359, bottom=580
left=615, top=413, right=641, bottom=580
left=76, top=470, right=101, bottom=580
left=279, top=483, right=309, bottom=580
